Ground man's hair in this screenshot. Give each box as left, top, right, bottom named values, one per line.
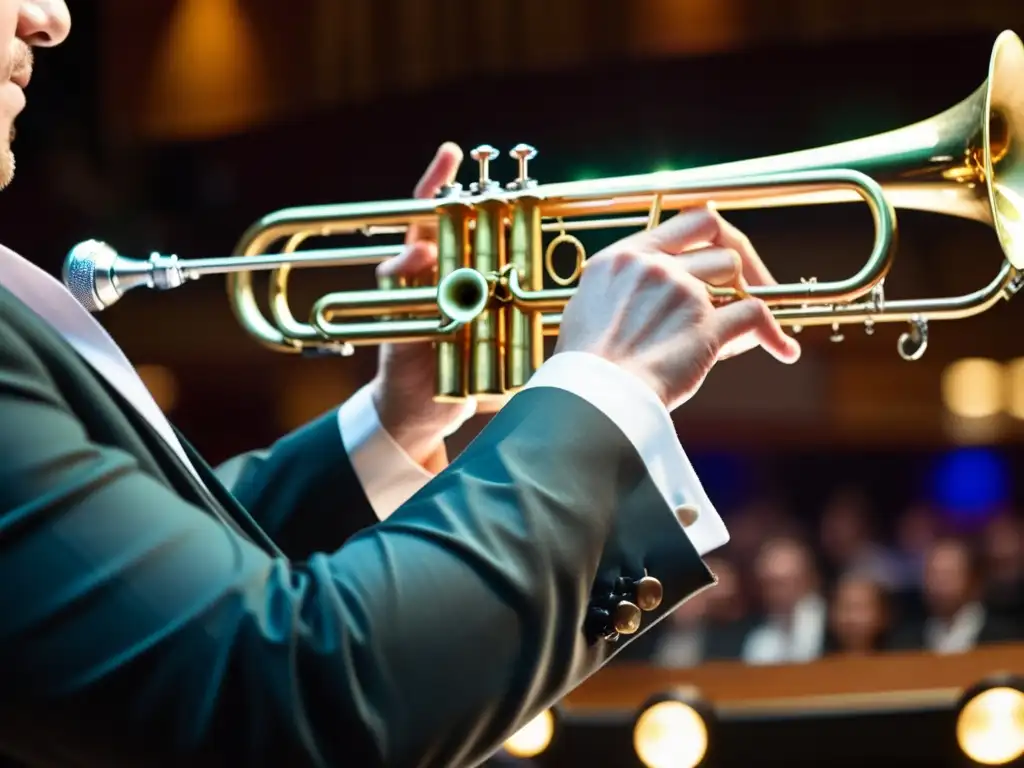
left=833, top=570, right=891, bottom=611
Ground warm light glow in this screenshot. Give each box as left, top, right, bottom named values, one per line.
left=136, top=364, right=180, bottom=413
left=503, top=709, right=554, bottom=758
left=145, top=0, right=270, bottom=139
left=629, top=0, right=746, bottom=56
left=277, top=370, right=353, bottom=432
left=956, top=687, right=1024, bottom=765
left=940, top=358, right=1005, bottom=419
left=634, top=700, right=708, bottom=768
left=1004, top=358, right=1024, bottom=420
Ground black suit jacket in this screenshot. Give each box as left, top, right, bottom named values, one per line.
left=0, top=284, right=715, bottom=767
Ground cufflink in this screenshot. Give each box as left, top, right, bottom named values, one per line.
left=612, top=600, right=642, bottom=635
left=675, top=503, right=700, bottom=528
left=634, top=575, right=664, bottom=612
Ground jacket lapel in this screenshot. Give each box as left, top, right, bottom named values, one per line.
left=0, top=284, right=280, bottom=556
left=87, top=370, right=280, bottom=552
left=0, top=280, right=284, bottom=557
left=172, top=429, right=285, bottom=557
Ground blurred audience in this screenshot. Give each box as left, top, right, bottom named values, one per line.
left=648, top=556, right=754, bottom=668
left=627, top=493, right=1024, bottom=670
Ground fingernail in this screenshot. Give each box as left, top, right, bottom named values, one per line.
left=439, top=141, right=462, bottom=159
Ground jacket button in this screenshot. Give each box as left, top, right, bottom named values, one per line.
left=634, top=576, right=664, bottom=611
left=612, top=600, right=642, bottom=635
left=585, top=606, right=620, bottom=642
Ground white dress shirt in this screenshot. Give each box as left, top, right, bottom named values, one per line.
left=741, top=593, right=828, bottom=665
left=0, top=243, right=728, bottom=559
left=924, top=601, right=986, bottom=654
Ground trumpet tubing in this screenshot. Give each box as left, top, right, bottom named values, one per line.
left=300, top=167, right=900, bottom=403
left=64, top=30, right=1024, bottom=402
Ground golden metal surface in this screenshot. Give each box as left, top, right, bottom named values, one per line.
left=68, top=31, right=1024, bottom=402
left=634, top=576, right=664, bottom=612
left=613, top=601, right=643, bottom=635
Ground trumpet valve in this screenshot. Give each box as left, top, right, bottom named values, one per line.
left=436, top=182, right=464, bottom=199
left=507, top=143, right=538, bottom=191
left=470, top=144, right=500, bottom=194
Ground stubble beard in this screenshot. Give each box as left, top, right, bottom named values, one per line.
left=0, top=124, right=15, bottom=191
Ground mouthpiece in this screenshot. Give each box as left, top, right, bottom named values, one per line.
left=62, top=240, right=186, bottom=312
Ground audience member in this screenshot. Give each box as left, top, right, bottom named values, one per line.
left=980, top=513, right=1024, bottom=621
left=742, top=537, right=827, bottom=665
left=819, top=486, right=903, bottom=590
left=890, top=537, right=1023, bottom=653
left=825, top=573, right=892, bottom=655
left=891, top=503, right=943, bottom=590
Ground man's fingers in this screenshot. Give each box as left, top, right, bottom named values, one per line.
left=376, top=241, right=438, bottom=280
left=413, top=142, right=463, bottom=199
left=407, top=143, right=463, bottom=245
left=675, top=247, right=743, bottom=287
left=710, top=298, right=801, bottom=364
left=627, top=205, right=721, bottom=255
left=708, top=205, right=777, bottom=287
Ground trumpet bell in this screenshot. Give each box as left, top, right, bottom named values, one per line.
left=986, top=29, right=1024, bottom=270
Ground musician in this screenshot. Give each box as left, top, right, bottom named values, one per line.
left=0, top=3, right=801, bottom=767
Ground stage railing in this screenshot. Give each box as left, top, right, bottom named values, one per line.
left=563, top=643, right=1023, bottom=714
left=505, top=644, right=1024, bottom=767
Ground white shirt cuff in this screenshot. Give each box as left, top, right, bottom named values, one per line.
left=336, top=384, right=435, bottom=521
left=522, top=351, right=729, bottom=557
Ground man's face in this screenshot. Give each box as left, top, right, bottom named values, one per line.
left=0, top=1, right=72, bottom=188
left=830, top=578, right=886, bottom=652
left=757, top=540, right=814, bottom=617
left=923, top=542, right=974, bottom=617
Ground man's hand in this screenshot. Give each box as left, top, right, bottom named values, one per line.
left=555, top=205, right=801, bottom=411
left=369, top=143, right=472, bottom=471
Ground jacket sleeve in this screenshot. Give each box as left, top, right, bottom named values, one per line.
left=0, top=316, right=715, bottom=768
left=212, top=406, right=379, bottom=560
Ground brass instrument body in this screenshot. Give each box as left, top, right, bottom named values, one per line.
left=70, top=31, right=1024, bottom=404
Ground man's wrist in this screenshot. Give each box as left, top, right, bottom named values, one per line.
left=369, top=379, right=450, bottom=470
left=337, top=382, right=437, bottom=520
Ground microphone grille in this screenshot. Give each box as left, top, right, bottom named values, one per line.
left=63, top=240, right=112, bottom=312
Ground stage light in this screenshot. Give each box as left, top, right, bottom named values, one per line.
left=503, top=708, right=556, bottom=759
left=941, top=358, right=1004, bottom=419
left=956, top=677, right=1024, bottom=766
left=633, top=690, right=713, bottom=768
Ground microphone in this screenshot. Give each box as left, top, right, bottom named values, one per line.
left=61, top=239, right=407, bottom=313
left=62, top=240, right=187, bottom=312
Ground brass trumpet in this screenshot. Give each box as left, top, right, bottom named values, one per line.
left=64, top=30, right=1024, bottom=405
